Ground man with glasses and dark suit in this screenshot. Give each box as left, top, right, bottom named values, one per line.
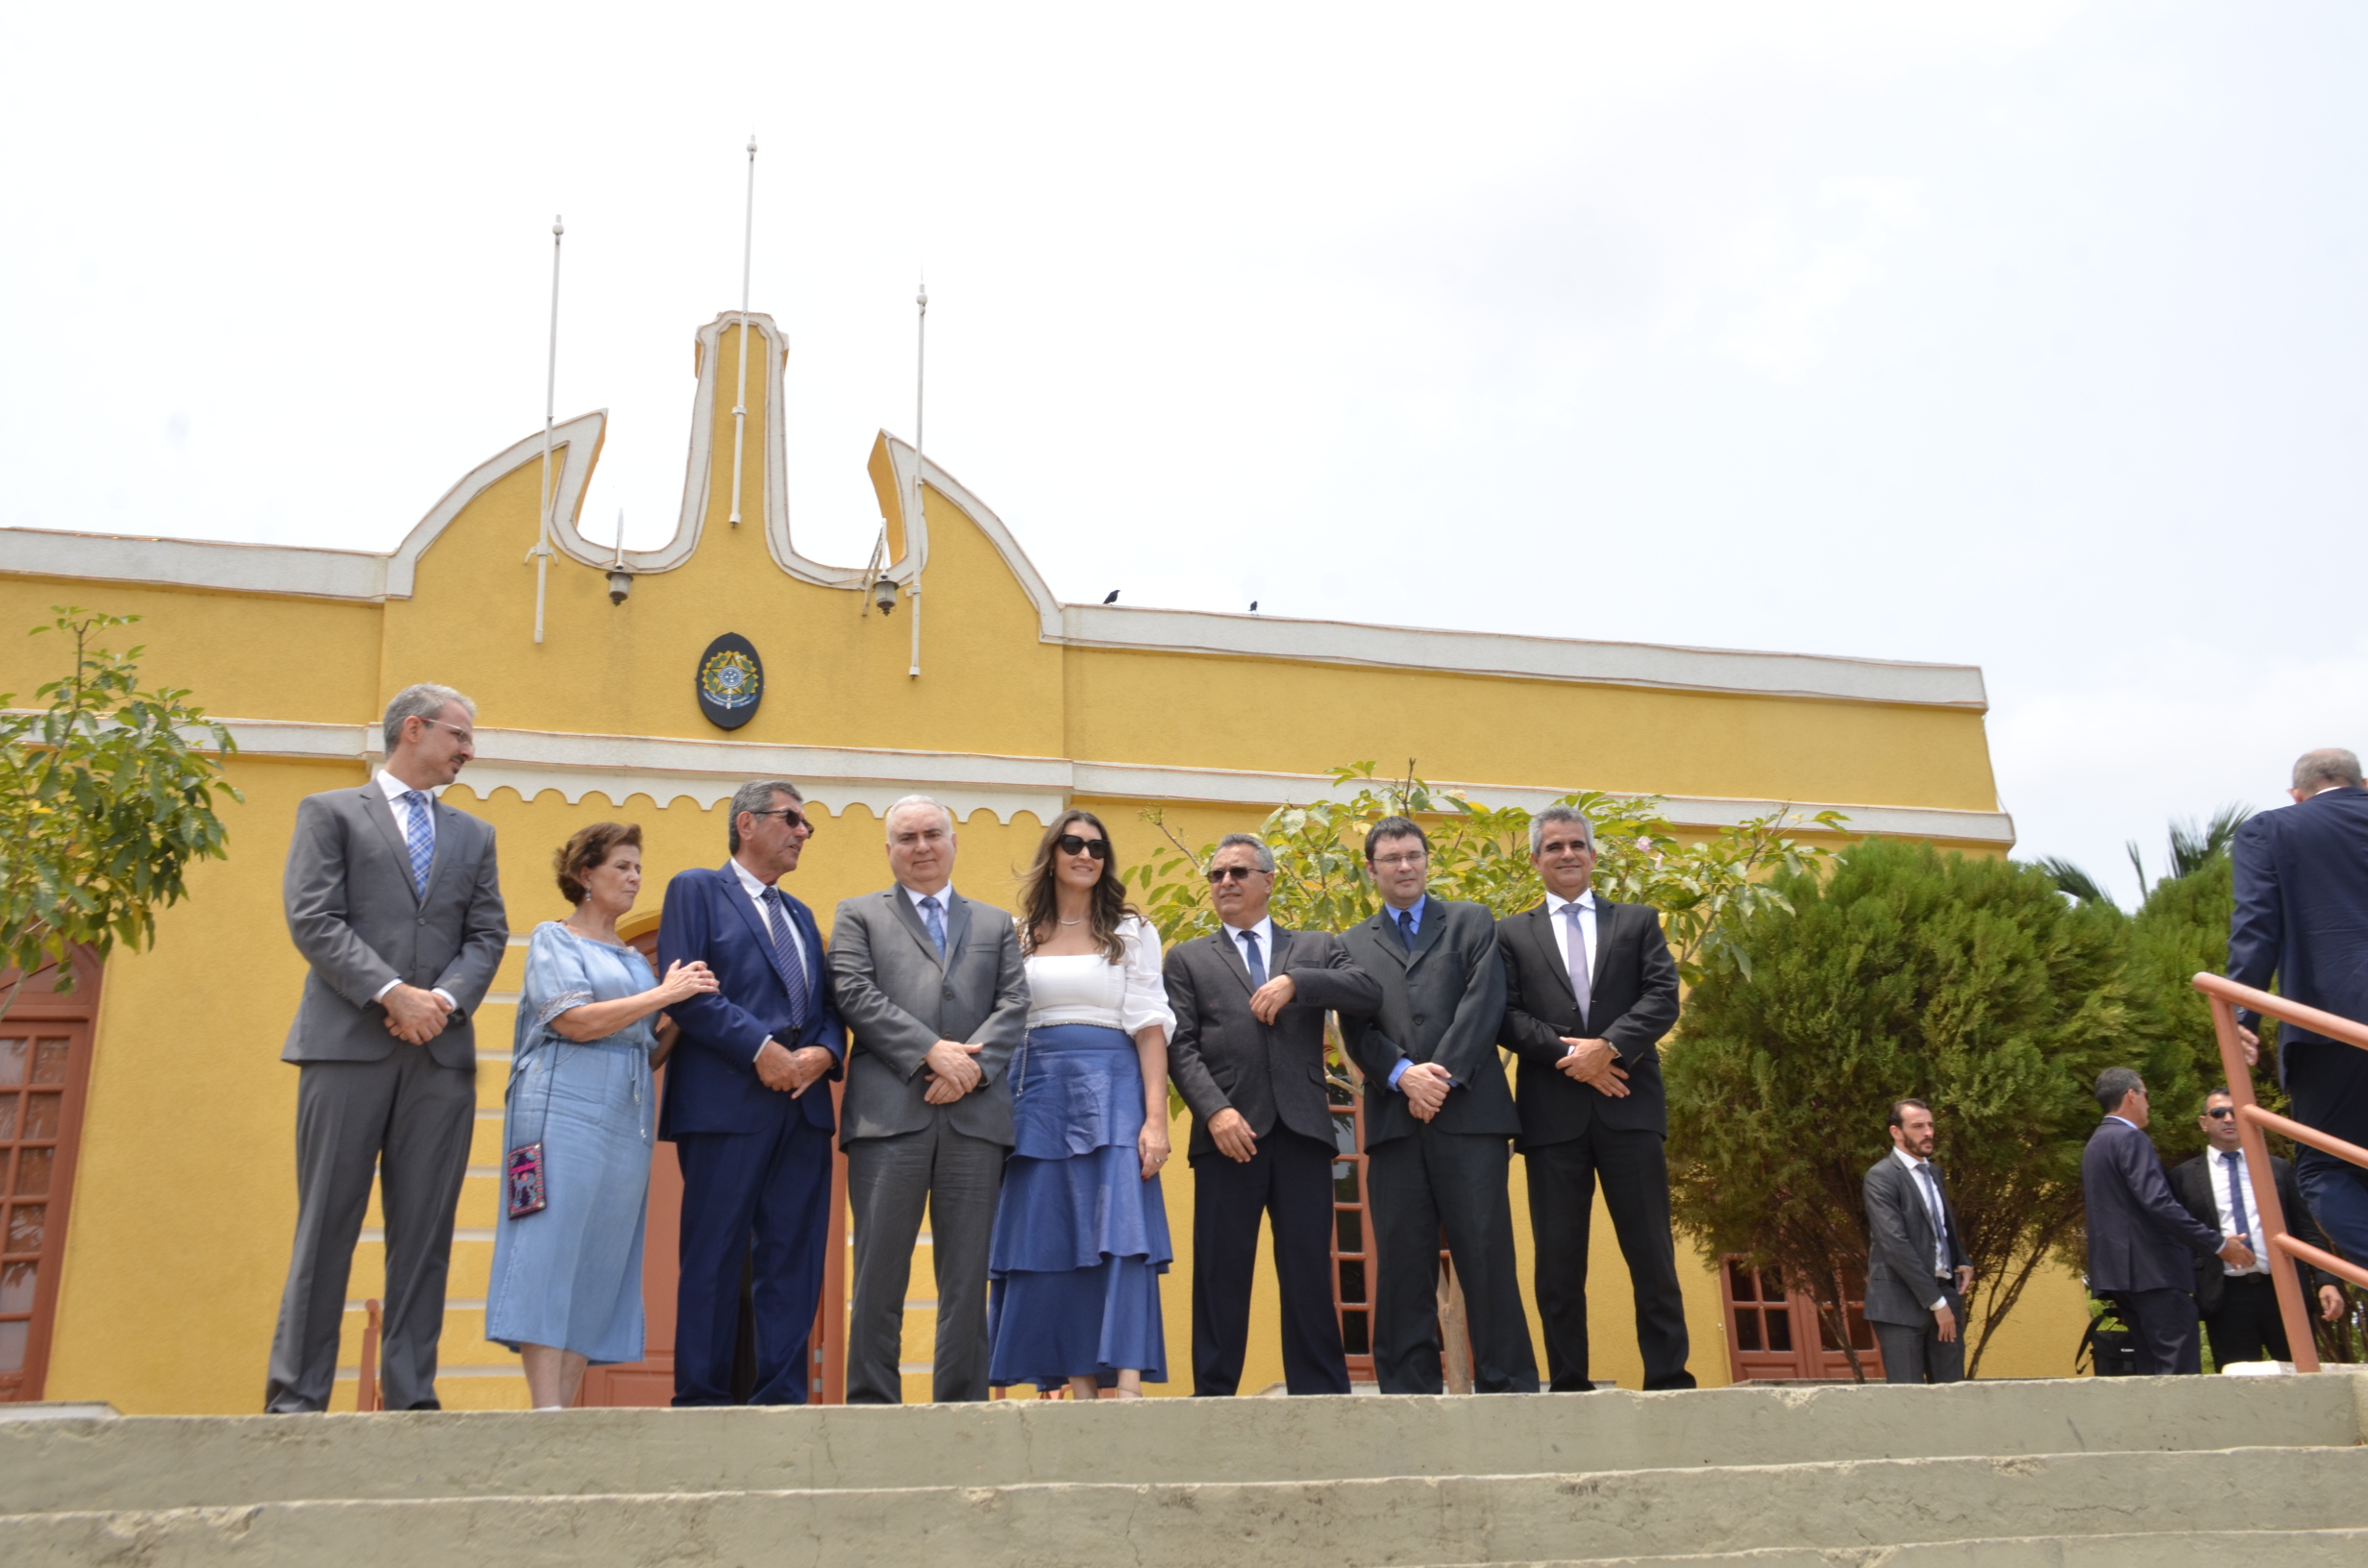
left=1862, top=1099, right=1973, bottom=1384
left=827, top=796, right=1028, bottom=1405
left=1165, top=833, right=1381, bottom=1395
left=2168, top=1087, right=2345, bottom=1366
left=1337, top=816, right=1539, bottom=1394
left=656, top=779, right=846, bottom=1406
left=1495, top=804, right=1690, bottom=1392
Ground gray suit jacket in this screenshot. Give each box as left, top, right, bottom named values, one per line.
left=1336, top=895, right=1519, bottom=1148
left=1165, top=925, right=1381, bottom=1162
left=828, top=887, right=1029, bottom=1147
left=1862, top=1154, right=1971, bottom=1326
left=280, top=780, right=508, bottom=1071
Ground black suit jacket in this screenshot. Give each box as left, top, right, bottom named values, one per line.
left=2082, top=1116, right=2224, bottom=1294
left=1165, top=925, right=1382, bottom=1162
left=1862, top=1153, right=1971, bottom=1327
left=2167, top=1149, right=2332, bottom=1312
left=1495, top=896, right=1682, bottom=1144
left=2229, top=785, right=2368, bottom=1139
left=1336, top=896, right=1517, bottom=1147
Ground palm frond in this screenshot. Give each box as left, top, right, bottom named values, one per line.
left=2165, top=801, right=2255, bottom=881
left=2035, top=856, right=2116, bottom=905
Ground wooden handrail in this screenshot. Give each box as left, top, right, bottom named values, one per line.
left=2191, top=971, right=2368, bottom=1374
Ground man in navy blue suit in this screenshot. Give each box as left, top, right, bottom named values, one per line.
left=657, top=778, right=846, bottom=1406
left=2082, top=1067, right=2253, bottom=1375
left=2230, top=747, right=2368, bottom=1267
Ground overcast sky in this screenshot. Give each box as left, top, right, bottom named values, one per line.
left=4, top=2, right=2361, bottom=903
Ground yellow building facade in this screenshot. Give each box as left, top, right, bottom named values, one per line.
left=0, top=312, right=2083, bottom=1412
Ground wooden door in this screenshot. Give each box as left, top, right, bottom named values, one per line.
left=1718, top=1256, right=1883, bottom=1382
left=0, top=951, right=100, bottom=1403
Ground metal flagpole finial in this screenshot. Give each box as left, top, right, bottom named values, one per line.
left=728, top=138, right=757, bottom=526
left=533, top=212, right=564, bottom=645
left=553, top=215, right=564, bottom=237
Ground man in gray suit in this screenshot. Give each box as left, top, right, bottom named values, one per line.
left=827, top=796, right=1028, bottom=1403
left=265, top=683, right=508, bottom=1412
left=1862, top=1098, right=1973, bottom=1384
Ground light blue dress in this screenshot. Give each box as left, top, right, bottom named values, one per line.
left=484, top=922, right=658, bottom=1364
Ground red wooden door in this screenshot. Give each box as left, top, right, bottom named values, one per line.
left=0, top=951, right=100, bottom=1403
left=1718, top=1256, right=1883, bottom=1382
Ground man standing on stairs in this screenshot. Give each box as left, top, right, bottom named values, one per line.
left=1862, top=1099, right=1973, bottom=1384
left=2168, top=1087, right=2345, bottom=1366
left=828, top=796, right=1028, bottom=1404
left=2082, top=1068, right=2255, bottom=1375
left=1338, top=816, right=1540, bottom=1394
left=266, top=684, right=508, bottom=1413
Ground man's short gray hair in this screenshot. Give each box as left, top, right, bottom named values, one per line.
left=727, top=778, right=804, bottom=853
left=1213, top=832, right=1275, bottom=873
left=1529, top=804, right=1595, bottom=857
left=2293, top=748, right=2364, bottom=793
left=2095, top=1066, right=2146, bottom=1115
left=382, top=683, right=474, bottom=749
left=884, top=794, right=954, bottom=839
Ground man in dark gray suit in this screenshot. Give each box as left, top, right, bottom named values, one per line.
left=827, top=796, right=1027, bottom=1404
left=1338, top=816, right=1539, bottom=1394
left=265, top=683, right=508, bottom=1412
left=2082, top=1067, right=2254, bottom=1375
left=1166, top=832, right=1381, bottom=1396
left=1862, top=1098, right=1973, bottom=1384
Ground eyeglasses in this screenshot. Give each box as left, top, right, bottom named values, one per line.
left=417, top=718, right=475, bottom=746
left=2204, top=1107, right=2236, bottom=1120
left=1207, top=865, right=1266, bottom=883
left=1371, top=852, right=1426, bottom=870
left=747, top=807, right=816, bottom=836
left=1056, top=834, right=1109, bottom=860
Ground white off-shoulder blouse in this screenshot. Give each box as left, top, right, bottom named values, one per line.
left=1022, top=915, right=1176, bottom=1038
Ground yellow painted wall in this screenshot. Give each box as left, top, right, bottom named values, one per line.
left=0, top=311, right=2071, bottom=1414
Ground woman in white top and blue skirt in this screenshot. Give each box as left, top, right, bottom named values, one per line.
left=988, top=810, right=1176, bottom=1399
left=485, top=822, right=717, bottom=1409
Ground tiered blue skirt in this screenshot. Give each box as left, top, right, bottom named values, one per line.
left=986, top=1024, right=1171, bottom=1388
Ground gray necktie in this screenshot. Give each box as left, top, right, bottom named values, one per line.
left=1916, top=1163, right=1950, bottom=1273
left=1239, top=928, right=1268, bottom=988
left=919, top=894, right=948, bottom=955
left=1561, top=903, right=1592, bottom=1019
left=2224, top=1152, right=2252, bottom=1248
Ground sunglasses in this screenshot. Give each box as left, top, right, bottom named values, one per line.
left=1207, top=865, right=1265, bottom=884
left=1056, top=834, right=1110, bottom=860
left=747, top=807, right=816, bottom=836
left=2204, top=1107, right=2236, bottom=1121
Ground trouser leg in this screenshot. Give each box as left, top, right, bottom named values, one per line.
left=2123, top=1287, right=2201, bottom=1375
left=1428, top=1130, right=1539, bottom=1394
left=844, top=1129, right=934, bottom=1405
left=927, top=1127, right=1004, bottom=1404
left=1872, top=1319, right=1932, bottom=1384
left=374, top=1049, right=476, bottom=1410
left=1366, top=1136, right=1443, bottom=1394
left=1190, top=1143, right=1268, bottom=1397
left=2298, top=1152, right=2368, bottom=1268
left=1523, top=1139, right=1596, bottom=1392
left=1925, top=1286, right=1966, bottom=1383
left=672, top=1132, right=767, bottom=1406
left=2206, top=1274, right=2281, bottom=1364
left=1269, top=1131, right=1350, bottom=1395
left=1593, top=1127, right=1694, bottom=1390
left=265, top=1059, right=400, bottom=1412
left=748, top=1117, right=834, bottom=1406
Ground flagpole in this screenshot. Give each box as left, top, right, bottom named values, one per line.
left=909, top=278, right=926, bottom=678
left=534, top=214, right=562, bottom=645
left=729, top=136, right=756, bottom=526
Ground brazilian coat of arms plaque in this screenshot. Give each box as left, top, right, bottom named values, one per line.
left=695, top=632, right=764, bottom=730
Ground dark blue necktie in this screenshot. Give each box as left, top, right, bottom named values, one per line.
left=2224, top=1152, right=2253, bottom=1248
left=761, top=886, right=812, bottom=1028
left=1239, top=928, right=1268, bottom=988
left=1396, top=907, right=1418, bottom=951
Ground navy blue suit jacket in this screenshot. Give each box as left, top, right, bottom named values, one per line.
left=2229, top=785, right=2368, bottom=1139
left=656, top=865, right=845, bottom=1139
left=2082, top=1116, right=2223, bottom=1294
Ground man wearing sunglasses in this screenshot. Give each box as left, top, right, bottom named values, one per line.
left=1164, top=833, right=1381, bottom=1396
left=656, top=778, right=847, bottom=1406
left=2167, top=1087, right=2345, bottom=1366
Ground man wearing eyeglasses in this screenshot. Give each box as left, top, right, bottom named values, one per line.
left=1337, top=817, right=1539, bottom=1394
left=268, top=683, right=508, bottom=1412
left=2167, top=1087, right=2345, bottom=1365
left=1165, top=833, right=1381, bottom=1395
left=656, top=778, right=847, bottom=1405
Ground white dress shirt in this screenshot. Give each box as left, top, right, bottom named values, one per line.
left=902, top=881, right=957, bottom=922
left=1221, top=916, right=1277, bottom=980
left=728, top=856, right=813, bottom=990
left=371, top=769, right=456, bottom=1009
left=2205, top=1148, right=2268, bottom=1277
left=1890, top=1145, right=1954, bottom=1308
left=1545, top=889, right=1599, bottom=1055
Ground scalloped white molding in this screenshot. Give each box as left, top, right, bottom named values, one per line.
left=165, top=714, right=2012, bottom=844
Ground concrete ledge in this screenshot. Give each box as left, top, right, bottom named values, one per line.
left=1450, top=1531, right=2368, bottom=1568
left=7, top=1377, right=2363, bottom=1513
left=4, top=1448, right=2367, bottom=1568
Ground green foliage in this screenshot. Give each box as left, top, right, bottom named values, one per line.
left=1132, top=761, right=1844, bottom=988
left=0, top=608, right=240, bottom=1017
left=2035, top=856, right=2116, bottom=906
left=2126, top=855, right=2285, bottom=1162
left=1665, top=838, right=2153, bottom=1378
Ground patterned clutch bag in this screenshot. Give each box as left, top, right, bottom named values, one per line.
left=505, top=1140, right=547, bottom=1218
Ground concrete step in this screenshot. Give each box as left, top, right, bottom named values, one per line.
left=6, top=1374, right=2363, bottom=1513
left=1418, top=1533, right=2368, bottom=1568
left=5, top=1446, right=2367, bottom=1567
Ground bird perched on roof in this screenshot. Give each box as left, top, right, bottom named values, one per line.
left=1103, top=590, right=1120, bottom=604
left=1249, top=601, right=1258, bottom=612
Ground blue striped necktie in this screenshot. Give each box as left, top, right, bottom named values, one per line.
left=761, top=886, right=812, bottom=1028
left=919, top=894, right=948, bottom=955
left=400, top=790, right=435, bottom=897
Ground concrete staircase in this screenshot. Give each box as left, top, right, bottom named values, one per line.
left=4, top=1374, right=2366, bottom=1565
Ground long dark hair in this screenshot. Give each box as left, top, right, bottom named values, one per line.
left=1018, top=809, right=1139, bottom=963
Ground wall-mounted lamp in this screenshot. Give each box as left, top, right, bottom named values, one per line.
left=873, top=576, right=900, bottom=616
left=606, top=507, right=633, bottom=605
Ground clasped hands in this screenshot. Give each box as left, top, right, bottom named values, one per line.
left=754, top=1039, right=835, bottom=1096
left=382, top=983, right=454, bottom=1046
left=1557, top=1036, right=1630, bottom=1098
left=921, top=1038, right=985, bottom=1106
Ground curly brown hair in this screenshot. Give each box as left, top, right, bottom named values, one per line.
left=1017, top=809, right=1140, bottom=963
left=554, top=821, right=643, bottom=904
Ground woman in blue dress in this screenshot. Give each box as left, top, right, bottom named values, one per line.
left=485, top=821, right=716, bottom=1409
left=987, top=809, right=1175, bottom=1398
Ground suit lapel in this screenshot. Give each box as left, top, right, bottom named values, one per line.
left=723, top=866, right=797, bottom=993
left=1403, top=895, right=1446, bottom=968
left=1524, top=904, right=1577, bottom=1009
left=1268, top=925, right=1295, bottom=977
left=1587, top=898, right=1618, bottom=994
left=1362, top=910, right=1411, bottom=970
left=887, top=888, right=948, bottom=969
left=1213, top=926, right=1255, bottom=993
left=942, top=891, right=974, bottom=966
left=420, top=797, right=464, bottom=905
left=358, top=783, right=424, bottom=909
